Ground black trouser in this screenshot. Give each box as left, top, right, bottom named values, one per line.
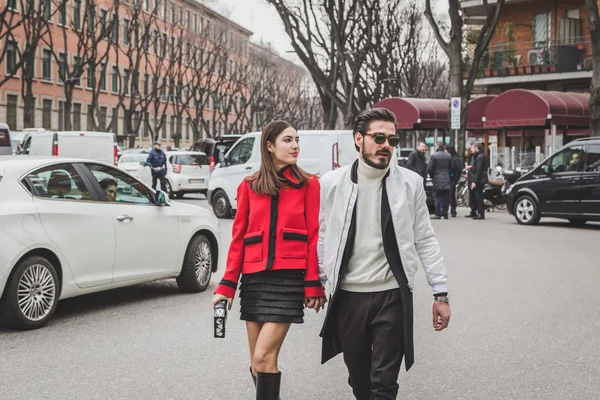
left=474, top=183, right=485, bottom=218
left=152, top=170, right=167, bottom=192
left=449, top=183, right=457, bottom=215
left=469, top=184, right=477, bottom=215
left=434, top=189, right=450, bottom=217
left=336, top=289, right=404, bottom=400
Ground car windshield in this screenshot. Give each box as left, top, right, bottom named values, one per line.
left=120, top=154, right=148, bottom=163
left=177, top=154, right=209, bottom=165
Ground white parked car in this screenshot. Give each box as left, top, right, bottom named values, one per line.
left=0, top=157, right=220, bottom=330
left=162, top=151, right=211, bottom=199
left=118, top=152, right=152, bottom=183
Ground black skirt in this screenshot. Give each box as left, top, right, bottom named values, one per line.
left=239, top=269, right=305, bottom=324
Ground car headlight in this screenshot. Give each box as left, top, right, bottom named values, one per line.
left=506, top=185, right=513, bottom=195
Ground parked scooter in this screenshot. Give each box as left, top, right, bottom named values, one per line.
left=484, top=166, right=522, bottom=211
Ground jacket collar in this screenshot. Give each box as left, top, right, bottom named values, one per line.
left=278, top=165, right=304, bottom=188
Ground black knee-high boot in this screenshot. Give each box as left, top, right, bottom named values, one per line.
left=255, top=372, right=281, bottom=400
left=250, top=367, right=257, bottom=387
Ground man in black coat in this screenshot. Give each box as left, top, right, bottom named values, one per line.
left=406, top=142, right=428, bottom=186
left=470, top=143, right=490, bottom=220
left=446, top=145, right=462, bottom=217
left=427, top=144, right=452, bottom=219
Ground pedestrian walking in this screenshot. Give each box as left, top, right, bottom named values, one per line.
left=212, top=121, right=326, bottom=400
left=146, top=141, right=168, bottom=191
left=465, top=146, right=479, bottom=218
left=406, top=141, right=428, bottom=186
left=446, top=145, right=462, bottom=217
left=470, top=143, right=490, bottom=220
left=318, top=108, right=451, bottom=400
left=428, top=144, right=452, bottom=219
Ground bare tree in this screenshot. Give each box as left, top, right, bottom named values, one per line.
left=425, top=0, right=505, bottom=156
left=586, top=0, right=600, bottom=137
left=0, top=4, right=25, bottom=89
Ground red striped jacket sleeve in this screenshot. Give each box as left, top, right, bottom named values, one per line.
left=304, top=176, right=325, bottom=298
left=214, top=181, right=249, bottom=299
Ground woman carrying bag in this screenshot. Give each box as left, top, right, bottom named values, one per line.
left=212, top=120, right=326, bottom=400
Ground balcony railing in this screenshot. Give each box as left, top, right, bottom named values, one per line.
left=463, top=37, right=592, bottom=79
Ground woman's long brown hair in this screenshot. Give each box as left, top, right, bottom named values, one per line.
left=246, top=120, right=312, bottom=196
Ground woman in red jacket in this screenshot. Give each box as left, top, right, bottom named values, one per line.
left=212, top=120, right=326, bottom=400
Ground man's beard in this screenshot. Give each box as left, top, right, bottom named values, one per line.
left=362, top=146, right=391, bottom=170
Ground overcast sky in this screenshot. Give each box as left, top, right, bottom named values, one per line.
left=209, top=0, right=449, bottom=62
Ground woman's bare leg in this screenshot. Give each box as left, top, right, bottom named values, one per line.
left=252, top=322, right=291, bottom=373
left=246, top=321, right=264, bottom=376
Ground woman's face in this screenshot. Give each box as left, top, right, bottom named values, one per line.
left=267, top=127, right=300, bottom=167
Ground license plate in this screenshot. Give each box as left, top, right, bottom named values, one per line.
left=189, top=179, right=205, bottom=184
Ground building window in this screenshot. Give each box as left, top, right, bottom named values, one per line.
left=99, top=106, right=107, bottom=128
left=42, top=49, right=52, bottom=81
left=58, top=0, right=67, bottom=25
left=178, top=7, right=183, bottom=25
left=87, top=64, right=95, bottom=89
left=73, top=0, right=82, bottom=29
left=87, top=105, right=94, bottom=130
left=43, top=99, right=52, bottom=130
left=73, top=103, right=81, bottom=130
left=99, top=63, right=106, bottom=91
left=73, top=56, right=82, bottom=86
left=58, top=101, right=65, bottom=131
left=123, top=19, right=130, bottom=46
left=112, top=15, right=119, bottom=43
left=123, top=69, right=130, bottom=95
left=186, top=10, right=190, bottom=30
left=153, top=30, right=159, bottom=54
left=8, top=0, right=17, bottom=11
left=112, top=107, right=118, bottom=133
left=58, top=53, right=67, bottom=83
left=144, top=73, right=149, bottom=96
left=163, top=0, right=168, bottom=20
left=112, top=67, right=119, bottom=93
left=171, top=4, right=176, bottom=25
left=144, top=0, right=150, bottom=12
left=6, top=41, right=18, bottom=76
left=42, top=0, right=51, bottom=20
left=144, top=112, right=149, bottom=137
left=170, top=115, right=175, bottom=139
left=200, top=17, right=204, bottom=33
left=194, top=14, right=198, bottom=33
left=6, top=95, right=18, bottom=131
left=100, top=9, right=108, bottom=37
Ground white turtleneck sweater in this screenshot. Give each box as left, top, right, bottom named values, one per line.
left=340, top=158, right=399, bottom=292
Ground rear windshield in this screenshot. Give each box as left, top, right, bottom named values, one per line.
left=194, top=141, right=213, bottom=154
left=176, top=154, right=209, bottom=165
left=120, top=154, right=148, bottom=163
left=0, top=130, right=10, bottom=146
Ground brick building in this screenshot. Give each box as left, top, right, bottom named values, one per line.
left=0, top=0, right=260, bottom=149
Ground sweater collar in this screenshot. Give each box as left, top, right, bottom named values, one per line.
left=358, top=158, right=389, bottom=180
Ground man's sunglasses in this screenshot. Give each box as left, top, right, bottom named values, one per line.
left=365, top=133, right=400, bottom=147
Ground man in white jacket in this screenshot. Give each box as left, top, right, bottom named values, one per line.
left=317, top=108, right=451, bottom=400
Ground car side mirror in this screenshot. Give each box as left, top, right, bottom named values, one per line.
left=541, top=165, right=549, bottom=174
left=155, top=190, right=167, bottom=206
left=140, top=161, right=146, bottom=166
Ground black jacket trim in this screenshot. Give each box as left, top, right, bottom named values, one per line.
left=265, top=194, right=279, bottom=270
left=283, top=232, right=308, bottom=241
left=219, top=279, right=237, bottom=289
left=244, top=235, right=263, bottom=245
left=304, top=280, right=322, bottom=287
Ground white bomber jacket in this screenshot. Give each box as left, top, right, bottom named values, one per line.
left=317, top=162, right=448, bottom=295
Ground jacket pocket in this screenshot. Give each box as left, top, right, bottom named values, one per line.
left=243, top=231, right=263, bottom=262
left=281, top=228, right=308, bottom=259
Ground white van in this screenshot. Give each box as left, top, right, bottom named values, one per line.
left=207, top=130, right=368, bottom=218
left=22, top=131, right=118, bottom=165
left=0, top=123, right=11, bottom=156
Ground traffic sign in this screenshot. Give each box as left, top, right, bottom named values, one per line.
left=451, top=97, right=461, bottom=129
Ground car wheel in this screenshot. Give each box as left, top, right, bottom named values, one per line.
left=0, top=256, right=59, bottom=330
left=177, top=234, right=213, bottom=293
left=174, top=192, right=184, bottom=199
left=514, top=195, right=541, bottom=225
left=568, top=219, right=587, bottom=227
left=164, top=181, right=174, bottom=199
left=212, top=190, right=232, bottom=218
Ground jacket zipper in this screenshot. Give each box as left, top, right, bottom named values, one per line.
left=332, top=185, right=356, bottom=292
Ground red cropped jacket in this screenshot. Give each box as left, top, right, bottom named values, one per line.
left=215, top=167, right=325, bottom=300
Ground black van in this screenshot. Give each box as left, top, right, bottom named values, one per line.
left=192, top=135, right=243, bottom=170
left=0, top=124, right=11, bottom=156
left=506, top=137, right=600, bottom=226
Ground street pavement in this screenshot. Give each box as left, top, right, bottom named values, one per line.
left=1, top=194, right=599, bottom=400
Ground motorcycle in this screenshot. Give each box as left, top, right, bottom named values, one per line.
left=456, top=169, right=470, bottom=208
left=483, top=166, right=522, bottom=211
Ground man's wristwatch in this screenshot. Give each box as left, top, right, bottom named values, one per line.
left=434, top=296, right=449, bottom=303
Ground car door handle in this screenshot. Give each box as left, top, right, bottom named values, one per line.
left=245, top=166, right=252, bottom=170
left=583, top=176, right=594, bottom=181
left=116, top=215, right=134, bottom=222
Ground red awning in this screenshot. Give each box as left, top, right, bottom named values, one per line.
left=466, top=95, right=496, bottom=130
left=484, top=89, right=590, bottom=129
left=373, top=97, right=450, bottom=130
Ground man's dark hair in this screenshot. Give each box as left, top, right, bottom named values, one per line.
left=353, top=108, right=397, bottom=151
left=445, top=145, right=456, bottom=155
left=436, top=144, right=445, bottom=152
left=100, top=178, right=118, bottom=189
left=477, top=143, right=485, bottom=153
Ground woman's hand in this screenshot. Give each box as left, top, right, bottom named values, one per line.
left=212, top=294, right=233, bottom=310
left=305, top=296, right=327, bottom=313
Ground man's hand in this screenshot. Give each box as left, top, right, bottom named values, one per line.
left=433, top=301, right=451, bottom=331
